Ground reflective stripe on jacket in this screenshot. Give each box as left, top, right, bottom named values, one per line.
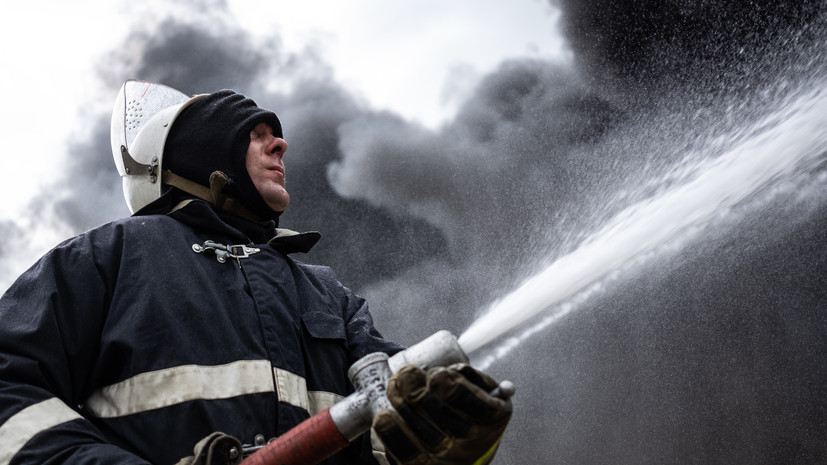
left=0, top=200, right=403, bottom=464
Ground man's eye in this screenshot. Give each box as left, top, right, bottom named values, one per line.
left=252, top=128, right=271, bottom=139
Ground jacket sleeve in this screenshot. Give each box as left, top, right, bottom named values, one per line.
left=339, top=280, right=405, bottom=366
left=293, top=262, right=405, bottom=365
left=0, top=238, right=150, bottom=465
left=293, top=262, right=404, bottom=465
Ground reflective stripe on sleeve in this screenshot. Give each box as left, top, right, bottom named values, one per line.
left=86, top=360, right=276, bottom=418
left=273, top=368, right=344, bottom=415
left=0, top=397, right=83, bottom=465
left=86, top=360, right=344, bottom=418
left=308, top=391, right=344, bottom=416
left=370, top=429, right=392, bottom=465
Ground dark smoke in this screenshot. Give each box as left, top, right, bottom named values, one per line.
left=489, top=2, right=827, bottom=464
left=4, top=1, right=826, bottom=464
left=553, top=0, right=826, bottom=103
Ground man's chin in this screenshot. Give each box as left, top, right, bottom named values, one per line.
left=267, top=196, right=290, bottom=213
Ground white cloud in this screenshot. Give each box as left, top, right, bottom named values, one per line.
left=228, top=0, right=569, bottom=127
left=0, top=1, right=126, bottom=215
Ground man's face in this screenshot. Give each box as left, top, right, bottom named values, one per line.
left=246, top=122, right=290, bottom=212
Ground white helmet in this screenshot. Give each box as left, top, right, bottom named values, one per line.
left=110, top=80, right=207, bottom=213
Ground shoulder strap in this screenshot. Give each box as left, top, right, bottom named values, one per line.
left=164, top=170, right=263, bottom=222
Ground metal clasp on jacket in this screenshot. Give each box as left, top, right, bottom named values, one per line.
left=192, top=240, right=261, bottom=264
left=241, top=434, right=274, bottom=458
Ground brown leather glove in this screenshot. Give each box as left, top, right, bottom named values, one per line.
left=373, top=364, right=513, bottom=465
left=174, top=432, right=243, bottom=465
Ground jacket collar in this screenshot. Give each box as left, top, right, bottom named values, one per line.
left=166, top=199, right=321, bottom=254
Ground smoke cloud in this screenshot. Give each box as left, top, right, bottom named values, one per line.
left=553, top=0, right=826, bottom=100
left=2, top=1, right=825, bottom=464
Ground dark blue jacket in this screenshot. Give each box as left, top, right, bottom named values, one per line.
left=0, top=200, right=403, bottom=465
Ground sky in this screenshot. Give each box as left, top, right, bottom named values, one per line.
left=0, top=0, right=565, bottom=217
left=1, top=1, right=826, bottom=464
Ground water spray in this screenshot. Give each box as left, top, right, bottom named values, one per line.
left=242, top=80, right=827, bottom=465
left=459, top=83, right=827, bottom=357
left=242, top=330, right=514, bottom=465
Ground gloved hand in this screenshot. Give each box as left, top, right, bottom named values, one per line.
left=174, top=432, right=243, bottom=465
left=373, top=364, right=513, bottom=465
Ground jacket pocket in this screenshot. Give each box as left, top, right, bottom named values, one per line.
left=300, top=311, right=349, bottom=394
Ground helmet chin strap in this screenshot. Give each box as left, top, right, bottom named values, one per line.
left=163, top=169, right=265, bottom=222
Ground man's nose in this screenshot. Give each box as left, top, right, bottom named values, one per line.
left=267, top=137, right=288, bottom=156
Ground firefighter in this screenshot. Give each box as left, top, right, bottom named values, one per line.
left=0, top=81, right=511, bottom=465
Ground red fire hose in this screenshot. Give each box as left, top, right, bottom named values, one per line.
left=241, top=331, right=494, bottom=465
left=241, top=408, right=348, bottom=465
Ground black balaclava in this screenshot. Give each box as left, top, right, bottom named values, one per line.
left=163, top=90, right=283, bottom=220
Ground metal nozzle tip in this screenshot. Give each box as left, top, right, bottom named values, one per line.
left=490, top=380, right=516, bottom=399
